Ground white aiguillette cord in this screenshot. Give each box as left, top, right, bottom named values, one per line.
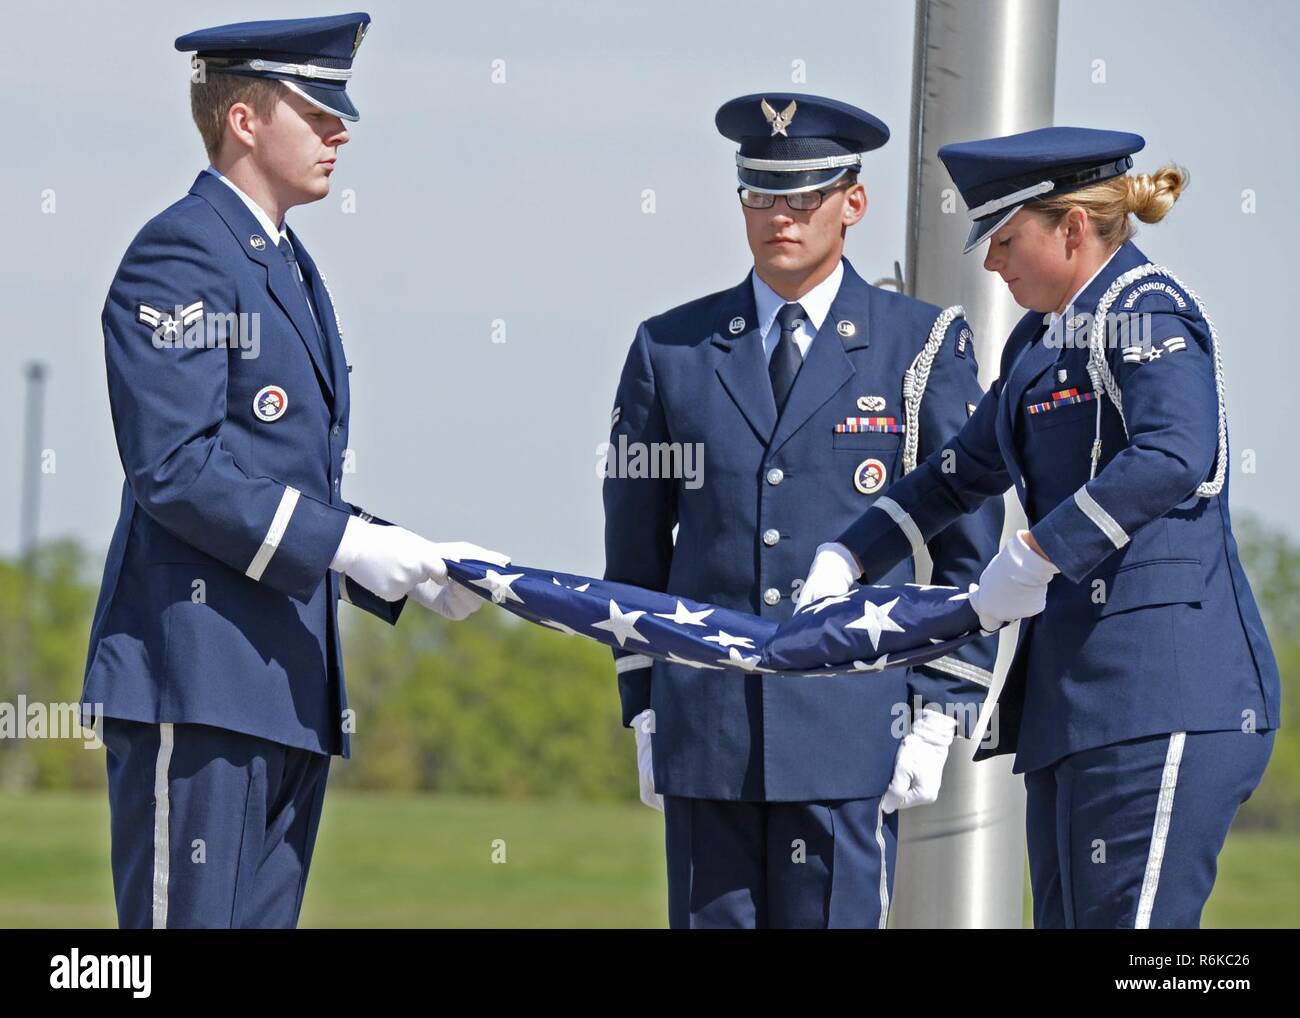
left=1085, top=263, right=1227, bottom=498
left=902, top=304, right=966, bottom=475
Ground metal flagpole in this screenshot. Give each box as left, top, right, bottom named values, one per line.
left=889, top=0, right=1059, bottom=929
left=6, top=362, right=48, bottom=790
left=20, top=361, right=48, bottom=561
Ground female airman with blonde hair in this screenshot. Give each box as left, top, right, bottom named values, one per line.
left=799, top=127, right=1280, bottom=928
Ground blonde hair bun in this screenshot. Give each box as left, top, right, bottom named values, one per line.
left=1126, top=163, right=1188, bottom=224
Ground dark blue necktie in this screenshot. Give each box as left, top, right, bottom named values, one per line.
left=769, top=302, right=807, bottom=413
left=280, top=237, right=332, bottom=372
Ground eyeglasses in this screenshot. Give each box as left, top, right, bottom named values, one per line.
left=738, top=182, right=850, bottom=211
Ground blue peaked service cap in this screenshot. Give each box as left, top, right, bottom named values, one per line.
left=716, top=92, right=889, bottom=195
left=938, top=126, right=1146, bottom=252
left=176, top=12, right=371, bottom=122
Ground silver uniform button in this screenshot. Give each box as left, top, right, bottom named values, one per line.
left=762, top=529, right=780, bottom=546
left=762, top=587, right=781, bottom=606
left=766, top=467, right=784, bottom=485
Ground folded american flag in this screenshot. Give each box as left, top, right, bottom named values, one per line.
left=443, top=560, right=986, bottom=677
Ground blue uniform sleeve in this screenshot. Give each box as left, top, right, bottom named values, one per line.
left=837, top=340, right=1015, bottom=585
left=906, top=318, right=1004, bottom=727
left=602, top=323, right=677, bottom=726
left=1030, top=286, right=1219, bottom=583
left=339, top=504, right=407, bottom=625
left=103, top=215, right=349, bottom=604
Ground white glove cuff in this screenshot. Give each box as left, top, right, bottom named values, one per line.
left=630, top=708, right=655, bottom=735
left=1007, top=530, right=1059, bottom=584
left=911, top=708, right=959, bottom=747
left=816, top=542, right=861, bottom=583
left=330, top=514, right=368, bottom=573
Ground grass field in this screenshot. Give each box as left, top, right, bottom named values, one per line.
left=0, top=790, right=1295, bottom=928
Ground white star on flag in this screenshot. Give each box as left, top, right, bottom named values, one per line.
left=473, top=569, right=525, bottom=604
left=797, top=593, right=852, bottom=615
left=591, top=599, right=648, bottom=647
left=906, top=582, right=958, bottom=592
left=717, top=647, right=766, bottom=671
left=948, top=583, right=976, bottom=602
left=844, top=597, right=906, bottom=651
left=704, top=630, right=755, bottom=649
left=852, top=654, right=891, bottom=672
left=653, top=600, right=714, bottom=626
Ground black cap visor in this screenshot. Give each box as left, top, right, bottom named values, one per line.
left=738, top=165, right=854, bottom=196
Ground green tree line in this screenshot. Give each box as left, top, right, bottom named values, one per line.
left=1, top=518, right=1297, bottom=826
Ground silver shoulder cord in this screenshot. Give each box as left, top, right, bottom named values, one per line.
left=1085, top=263, right=1228, bottom=497
left=902, top=304, right=966, bottom=474
left=318, top=272, right=344, bottom=337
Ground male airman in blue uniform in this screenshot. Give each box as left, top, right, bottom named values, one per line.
left=603, top=93, right=1004, bottom=928
left=81, top=13, right=507, bottom=928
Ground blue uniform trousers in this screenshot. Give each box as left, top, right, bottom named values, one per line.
left=103, top=717, right=330, bottom=929
left=664, top=795, right=897, bottom=928
left=1025, top=728, right=1274, bottom=928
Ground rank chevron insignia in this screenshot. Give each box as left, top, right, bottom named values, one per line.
left=1122, top=335, right=1188, bottom=364
left=138, top=301, right=204, bottom=338
left=761, top=98, right=797, bottom=137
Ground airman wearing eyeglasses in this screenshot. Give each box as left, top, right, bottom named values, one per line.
left=601, top=92, right=1003, bottom=928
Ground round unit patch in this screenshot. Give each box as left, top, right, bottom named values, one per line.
left=854, top=457, right=887, bottom=495
left=728, top=316, right=746, bottom=335
left=253, top=385, right=288, bottom=422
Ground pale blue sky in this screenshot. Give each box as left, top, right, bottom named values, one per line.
left=2, top=0, right=1296, bottom=574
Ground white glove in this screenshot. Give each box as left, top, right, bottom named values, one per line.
left=630, top=709, right=663, bottom=813
left=425, top=541, right=511, bottom=573
left=968, top=529, right=1059, bottom=632
left=882, top=709, right=958, bottom=814
left=409, top=579, right=484, bottom=621
left=407, top=542, right=512, bottom=618
left=331, top=517, right=510, bottom=602
left=330, top=517, right=444, bottom=600
left=796, top=542, right=861, bottom=610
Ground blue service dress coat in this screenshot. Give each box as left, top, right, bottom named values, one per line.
left=838, top=240, right=1281, bottom=774
left=81, top=170, right=402, bottom=759
left=603, top=258, right=1004, bottom=801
